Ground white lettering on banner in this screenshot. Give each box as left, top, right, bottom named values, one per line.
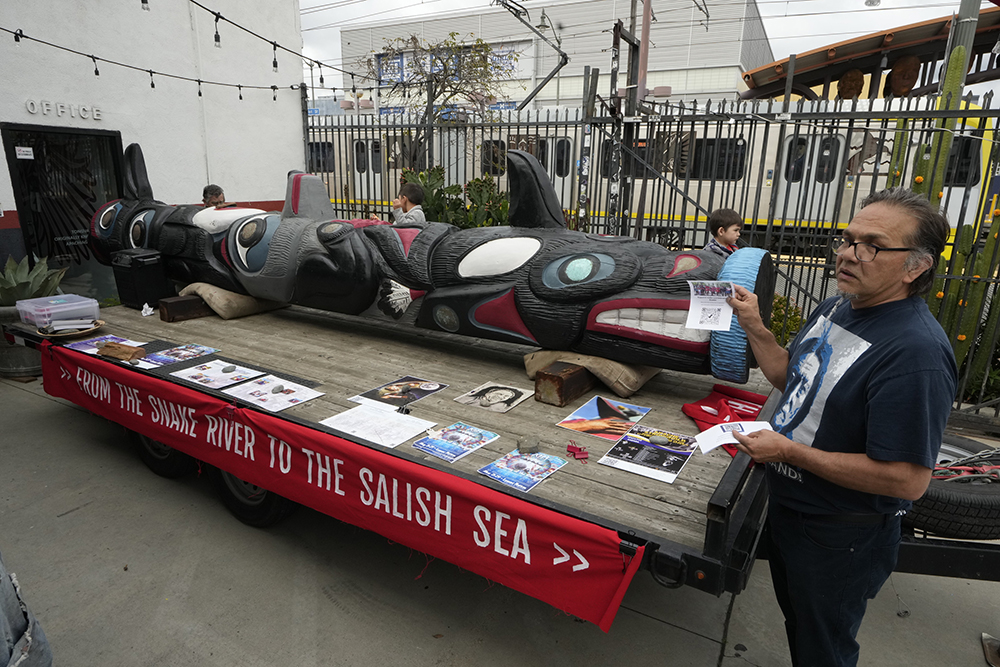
left=203, top=415, right=254, bottom=458
left=75, top=367, right=111, bottom=404
left=552, top=543, right=589, bottom=571
left=472, top=506, right=531, bottom=564
left=415, top=486, right=430, bottom=527
left=114, top=382, right=144, bottom=417
left=147, top=395, right=198, bottom=438
left=358, top=469, right=450, bottom=534
left=300, top=447, right=344, bottom=494
left=268, top=436, right=293, bottom=474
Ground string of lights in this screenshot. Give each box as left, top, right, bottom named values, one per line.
left=182, top=0, right=375, bottom=87
left=1, top=25, right=298, bottom=101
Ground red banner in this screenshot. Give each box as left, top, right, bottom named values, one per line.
left=41, top=342, right=644, bottom=631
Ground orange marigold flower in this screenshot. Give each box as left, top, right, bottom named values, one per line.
left=994, top=209, right=1000, bottom=217
left=957, top=334, right=967, bottom=341
left=936, top=291, right=944, bottom=298
left=915, top=176, right=924, bottom=184
left=894, top=170, right=901, bottom=177
left=938, top=191, right=944, bottom=199
left=959, top=299, right=965, bottom=306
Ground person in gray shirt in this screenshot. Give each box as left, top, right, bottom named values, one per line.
left=372, top=182, right=426, bottom=225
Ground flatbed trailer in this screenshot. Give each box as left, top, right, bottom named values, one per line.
left=7, top=302, right=1000, bottom=630
left=5, top=304, right=770, bottom=631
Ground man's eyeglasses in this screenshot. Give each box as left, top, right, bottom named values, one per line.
left=833, top=236, right=915, bottom=263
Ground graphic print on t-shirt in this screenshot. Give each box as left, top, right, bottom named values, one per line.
left=771, top=314, right=870, bottom=447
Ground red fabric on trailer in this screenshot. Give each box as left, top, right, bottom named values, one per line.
left=41, top=341, right=644, bottom=631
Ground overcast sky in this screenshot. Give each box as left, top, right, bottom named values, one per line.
left=299, top=0, right=997, bottom=93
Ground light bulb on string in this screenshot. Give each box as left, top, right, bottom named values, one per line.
left=197, top=80, right=203, bottom=97
left=238, top=84, right=243, bottom=101
left=141, top=0, right=150, bottom=11
left=318, top=65, right=324, bottom=87
left=271, top=85, right=278, bottom=101
left=332, top=88, right=337, bottom=102
left=13, top=29, right=23, bottom=44
left=92, top=56, right=100, bottom=77
left=272, top=42, right=278, bottom=73
left=214, top=13, right=222, bottom=48
left=149, top=70, right=155, bottom=89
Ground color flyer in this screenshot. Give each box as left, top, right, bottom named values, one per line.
left=556, top=396, right=651, bottom=442
left=478, top=450, right=567, bottom=492
left=413, top=422, right=500, bottom=463
left=598, top=425, right=697, bottom=484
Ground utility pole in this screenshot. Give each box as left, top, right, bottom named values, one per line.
left=949, top=0, right=981, bottom=87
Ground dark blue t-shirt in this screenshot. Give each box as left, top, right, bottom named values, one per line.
left=767, top=295, right=957, bottom=515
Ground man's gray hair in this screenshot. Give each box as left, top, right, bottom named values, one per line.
left=860, top=188, right=949, bottom=297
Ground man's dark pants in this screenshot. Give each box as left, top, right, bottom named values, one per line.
left=766, top=502, right=901, bottom=667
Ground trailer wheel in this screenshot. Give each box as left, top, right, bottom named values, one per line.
left=131, top=431, right=197, bottom=478
left=208, top=467, right=297, bottom=527
left=711, top=248, right=775, bottom=383
left=903, top=434, right=1000, bottom=540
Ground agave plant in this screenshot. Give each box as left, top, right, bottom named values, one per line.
left=0, top=256, right=68, bottom=307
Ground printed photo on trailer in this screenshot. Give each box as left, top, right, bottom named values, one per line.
left=556, top=396, right=650, bottom=443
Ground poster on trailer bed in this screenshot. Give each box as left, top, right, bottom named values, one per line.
left=41, top=341, right=646, bottom=632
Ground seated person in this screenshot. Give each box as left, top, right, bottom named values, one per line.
left=371, top=183, right=426, bottom=226
left=202, top=184, right=226, bottom=207
left=703, top=208, right=743, bottom=258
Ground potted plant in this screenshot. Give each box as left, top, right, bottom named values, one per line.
left=0, top=256, right=68, bottom=377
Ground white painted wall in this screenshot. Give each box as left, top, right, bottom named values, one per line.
left=0, top=0, right=305, bottom=213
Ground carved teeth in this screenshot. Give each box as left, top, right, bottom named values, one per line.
left=595, top=308, right=710, bottom=342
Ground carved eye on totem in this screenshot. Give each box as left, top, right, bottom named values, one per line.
left=234, top=216, right=269, bottom=269
left=541, top=253, right=616, bottom=289
left=528, top=245, right=641, bottom=303
left=92, top=201, right=123, bottom=240
left=128, top=210, right=154, bottom=247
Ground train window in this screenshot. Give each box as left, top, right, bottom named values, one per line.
left=308, top=142, right=334, bottom=173
left=482, top=140, right=506, bottom=176
left=371, top=140, right=383, bottom=174
left=537, top=139, right=548, bottom=168
left=685, top=138, right=746, bottom=181
left=814, top=136, right=842, bottom=184
left=945, top=136, right=981, bottom=187
left=555, top=139, right=572, bottom=177
left=784, top=138, right=808, bottom=183
left=354, top=141, right=368, bottom=174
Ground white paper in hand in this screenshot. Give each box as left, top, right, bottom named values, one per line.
left=694, top=421, right=773, bottom=454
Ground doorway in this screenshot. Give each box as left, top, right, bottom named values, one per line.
left=1, top=123, right=123, bottom=301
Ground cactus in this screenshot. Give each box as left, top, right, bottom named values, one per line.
left=911, top=45, right=965, bottom=198
left=961, top=213, right=1000, bottom=376
left=886, top=119, right=909, bottom=189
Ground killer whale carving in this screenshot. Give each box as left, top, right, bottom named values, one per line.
left=90, top=145, right=773, bottom=382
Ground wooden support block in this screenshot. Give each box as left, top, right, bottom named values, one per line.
left=96, top=342, right=146, bottom=361
left=534, top=361, right=597, bottom=407
left=159, top=295, right=215, bottom=322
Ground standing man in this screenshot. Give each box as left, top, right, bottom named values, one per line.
left=727, top=188, right=956, bottom=667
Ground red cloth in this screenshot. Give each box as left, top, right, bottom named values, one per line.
left=41, top=341, right=644, bottom=631
left=682, top=384, right=768, bottom=457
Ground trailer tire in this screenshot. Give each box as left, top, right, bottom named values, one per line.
left=131, top=430, right=197, bottom=478
left=711, top=248, right=775, bottom=383
left=208, top=466, right=297, bottom=527
left=903, top=434, right=1000, bottom=540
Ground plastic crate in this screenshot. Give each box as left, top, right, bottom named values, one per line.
left=111, top=249, right=176, bottom=309
left=16, top=294, right=100, bottom=328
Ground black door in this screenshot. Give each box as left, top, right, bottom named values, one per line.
left=1, top=123, right=123, bottom=301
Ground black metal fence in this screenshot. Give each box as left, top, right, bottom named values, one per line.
left=307, top=94, right=1000, bottom=424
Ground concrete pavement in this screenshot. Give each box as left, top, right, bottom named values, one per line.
left=1, top=376, right=998, bottom=666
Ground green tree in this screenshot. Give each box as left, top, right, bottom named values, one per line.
left=363, top=32, right=518, bottom=169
